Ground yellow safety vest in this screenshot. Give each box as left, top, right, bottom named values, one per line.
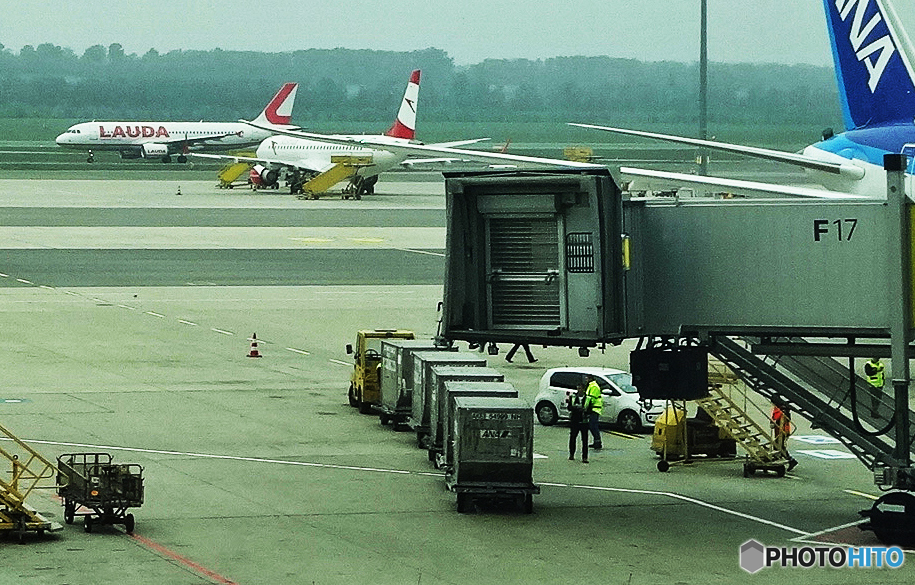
left=865, top=360, right=885, bottom=389
left=585, top=381, right=603, bottom=415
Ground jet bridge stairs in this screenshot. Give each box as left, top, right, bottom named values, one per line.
left=708, top=336, right=915, bottom=479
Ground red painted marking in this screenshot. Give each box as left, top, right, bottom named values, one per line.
left=130, top=532, right=239, bottom=585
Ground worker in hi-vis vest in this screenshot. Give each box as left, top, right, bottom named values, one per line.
left=864, top=357, right=885, bottom=416
left=584, top=375, right=603, bottom=449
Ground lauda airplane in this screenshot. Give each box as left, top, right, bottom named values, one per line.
left=55, top=83, right=298, bottom=163
left=571, top=0, right=915, bottom=199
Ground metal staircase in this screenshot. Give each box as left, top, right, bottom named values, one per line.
left=697, top=383, right=784, bottom=466
left=0, top=423, right=61, bottom=542
left=709, top=336, right=905, bottom=475
left=299, top=155, right=372, bottom=199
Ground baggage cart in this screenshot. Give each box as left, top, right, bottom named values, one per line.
left=56, top=453, right=144, bottom=534
left=447, top=396, right=539, bottom=514
left=439, top=381, right=518, bottom=472
left=427, top=366, right=504, bottom=466
left=410, top=352, right=486, bottom=448
left=379, top=339, right=452, bottom=430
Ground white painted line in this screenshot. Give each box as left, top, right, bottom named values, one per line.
left=329, top=359, right=351, bottom=367
left=569, top=484, right=808, bottom=535
left=797, top=449, right=857, bottom=459
left=16, top=278, right=32, bottom=284
left=0, top=273, right=7, bottom=277
left=145, top=311, right=166, bottom=318
left=39, top=285, right=55, bottom=291
left=844, top=489, right=879, bottom=500
left=539, top=482, right=570, bottom=487
left=117, top=305, right=137, bottom=310
left=65, top=291, right=80, bottom=296
left=211, top=328, right=234, bottom=336
left=793, top=435, right=841, bottom=445
left=790, top=518, right=871, bottom=544
left=178, top=320, right=198, bottom=326
left=286, top=348, right=310, bottom=355
left=395, top=247, right=446, bottom=257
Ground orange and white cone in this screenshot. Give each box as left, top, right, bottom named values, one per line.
left=247, top=333, right=262, bottom=358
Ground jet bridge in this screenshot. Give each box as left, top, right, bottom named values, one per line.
left=440, top=162, right=915, bottom=543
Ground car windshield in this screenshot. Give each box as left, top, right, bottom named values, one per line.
left=607, top=372, right=638, bottom=394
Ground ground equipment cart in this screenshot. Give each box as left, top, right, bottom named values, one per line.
left=56, top=453, right=144, bottom=533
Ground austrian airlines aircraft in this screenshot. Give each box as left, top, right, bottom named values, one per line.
left=55, top=83, right=298, bottom=163
left=570, top=0, right=915, bottom=199
left=197, top=70, right=520, bottom=196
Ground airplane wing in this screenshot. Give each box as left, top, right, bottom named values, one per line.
left=568, top=123, right=866, bottom=180
left=188, top=152, right=337, bottom=174
left=620, top=167, right=863, bottom=200
left=241, top=120, right=604, bottom=170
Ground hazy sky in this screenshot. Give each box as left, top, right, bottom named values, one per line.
left=2, top=0, right=834, bottom=66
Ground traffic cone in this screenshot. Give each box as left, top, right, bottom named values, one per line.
left=247, top=333, right=262, bottom=358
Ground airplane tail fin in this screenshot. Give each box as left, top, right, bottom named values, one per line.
left=823, top=0, right=915, bottom=129
left=385, top=70, right=420, bottom=140
left=251, top=82, right=298, bottom=126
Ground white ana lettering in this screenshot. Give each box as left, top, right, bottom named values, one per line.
left=836, top=0, right=896, bottom=92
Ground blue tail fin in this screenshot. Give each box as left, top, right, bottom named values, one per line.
left=824, top=0, right=915, bottom=129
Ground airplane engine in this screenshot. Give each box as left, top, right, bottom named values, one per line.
left=250, top=164, right=279, bottom=188
left=141, top=143, right=169, bottom=158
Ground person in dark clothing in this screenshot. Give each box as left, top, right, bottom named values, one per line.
left=505, top=343, right=537, bottom=363
left=567, top=385, right=589, bottom=463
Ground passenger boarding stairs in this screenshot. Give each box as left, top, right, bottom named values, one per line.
left=699, top=362, right=785, bottom=468
left=298, top=155, right=372, bottom=199
left=709, top=336, right=915, bottom=479
left=0, top=423, right=62, bottom=541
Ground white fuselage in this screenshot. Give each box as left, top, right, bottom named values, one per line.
left=55, top=121, right=277, bottom=153
left=256, top=134, right=406, bottom=177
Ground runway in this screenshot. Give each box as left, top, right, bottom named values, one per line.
left=0, top=170, right=907, bottom=584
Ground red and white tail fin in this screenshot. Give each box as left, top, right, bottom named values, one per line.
left=252, top=82, right=298, bottom=126
left=385, top=70, right=420, bottom=140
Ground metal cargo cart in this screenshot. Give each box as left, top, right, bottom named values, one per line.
left=56, top=453, right=144, bottom=533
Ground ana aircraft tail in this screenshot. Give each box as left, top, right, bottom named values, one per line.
left=251, top=82, right=298, bottom=126
left=824, top=0, right=915, bottom=129
left=385, top=70, right=421, bottom=140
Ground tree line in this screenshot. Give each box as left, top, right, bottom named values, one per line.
left=0, top=42, right=841, bottom=131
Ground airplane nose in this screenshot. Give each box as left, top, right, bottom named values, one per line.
left=55, top=133, right=67, bottom=145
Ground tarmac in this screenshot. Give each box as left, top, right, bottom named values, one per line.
left=0, top=170, right=912, bottom=584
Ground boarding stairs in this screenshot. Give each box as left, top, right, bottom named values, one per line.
left=216, top=161, right=253, bottom=189
left=0, top=423, right=62, bottom=542
left=708, top=336, right=914, bottom=479
left=699, top=361, right=785, bottom=467
left=298, top=155, right=372, bottom=199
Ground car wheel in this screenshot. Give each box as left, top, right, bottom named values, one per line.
left=617, top=410, right=641, bottom=433
left=535, top=402, right=558, bottom=426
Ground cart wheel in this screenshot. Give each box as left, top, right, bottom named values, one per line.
left=456, top=493, right=470, bottom=514
left=743, top=463, right=754, bottom=478
left=657, top=460, right=670, bottom=472
left=523, top=494, right=534, bottom=514
left=84, top=516, right=93, bottom=533
left=124, top=514, right=135, bottom=534
left=776, top=465, right=787, bottom=478
left=64, top=501, right=75, bottom=525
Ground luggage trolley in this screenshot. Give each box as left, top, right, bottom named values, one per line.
left=56, top=453, right=144, bottom=533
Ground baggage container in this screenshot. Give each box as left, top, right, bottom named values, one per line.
left=411, top=352, right=486, bottom=448
left=448, top=396, right=539, bottom=513
left=440, top=381, right=518, bottom=472
left=379, top=339, right=452, bottom=430
left=427, top=366, right=505, bottom=465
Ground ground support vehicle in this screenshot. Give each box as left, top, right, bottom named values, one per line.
left=56, top=453, right=144, bottom=534
left=651, top=404, right=738, bottom=472
left=346, top=329, right=415, bottom=414
left=446, top=396, right=538, bottom=514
